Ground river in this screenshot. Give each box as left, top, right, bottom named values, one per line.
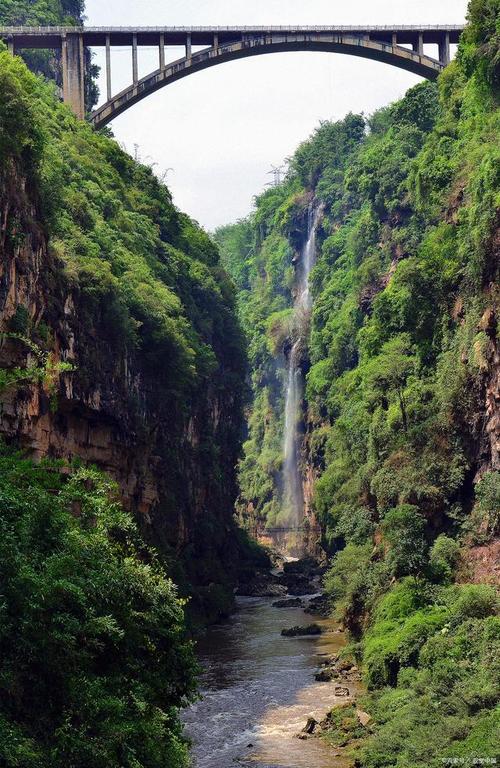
left=183, top=596, right=358, bottom=768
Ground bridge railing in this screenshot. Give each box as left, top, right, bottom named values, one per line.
left=0, top=24, right=465, bottom=33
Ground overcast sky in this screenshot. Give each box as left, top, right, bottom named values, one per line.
left=85, top=0, right=468, bottom=231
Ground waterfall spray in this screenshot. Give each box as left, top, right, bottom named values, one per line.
left=282, top=205, right=321, bottom=536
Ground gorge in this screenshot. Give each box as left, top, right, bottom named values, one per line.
left=0, top=1, right=499, bottom=767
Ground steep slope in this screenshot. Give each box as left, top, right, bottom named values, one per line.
left=217, top=0, right=499, bottom=763
left=0, top=47, right=248, bottom=623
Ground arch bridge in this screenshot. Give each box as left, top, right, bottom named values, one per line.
left=1, top=25, right=463, bottom=128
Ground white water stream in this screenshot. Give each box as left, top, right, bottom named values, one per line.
left=282, top=205, right=321, bottom=532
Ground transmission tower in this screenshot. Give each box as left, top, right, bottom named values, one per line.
left=266, top=163, right=286, bottom=187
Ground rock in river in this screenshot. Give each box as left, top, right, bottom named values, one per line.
left=281, top=624, right=322, bottom=637
left=302, top=716, right=318, bottom=734
left=272, top=597, right=303, bottom=608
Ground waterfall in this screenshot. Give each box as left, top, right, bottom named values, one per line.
left=282, top=205, right=320, bottom=531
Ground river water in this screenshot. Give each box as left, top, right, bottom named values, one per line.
left=183, top=596, right=356, bottom=768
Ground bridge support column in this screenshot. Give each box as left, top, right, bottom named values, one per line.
left=105, top=34, right=112, bottom=101
left=159, top=33, right=165, bottom=69
left=213, top=33, right=219, bottom=50
left=7, top=36, right=14, bottom=54
left=412, top=32, right=424, bottom=54
left=132, top=33, right=138, bottom=86
left=62, top=33, right=85, bottom=120
left=392, top=32, right=397, bottom=48
left=439, top=32, right=450, bottom=65
left=185, top=32, right=192, bottom=60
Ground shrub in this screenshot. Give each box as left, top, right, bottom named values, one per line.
left=429, top=535, right=461, bottom=582
left=450, top=584, right=498, bottom=621
left=382, top=505, right=429, bottom=578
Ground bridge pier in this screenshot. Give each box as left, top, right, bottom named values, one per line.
left=159, top=33, right=166, bottom=69
left=132, top=33, right=138, bottom=85
left=411, top=32, right=424, bottom=55
left=62, top=33, right=85, bottom=120
left=105, top=33, right=112, bottom=101
left=439, top=32, right=451, bottom=65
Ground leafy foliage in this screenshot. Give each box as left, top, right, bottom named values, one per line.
left=359, top=584, right=499, bottom=767
left=0, top=446, right=197, bottom=768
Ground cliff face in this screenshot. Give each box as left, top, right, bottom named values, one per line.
left=217, top=69, right=499, bottom=568
left=0, top=173, right=243, bottom=620
left=483, top=305, right=500, bottom=472
left=0, top=51, right=247, bottom=622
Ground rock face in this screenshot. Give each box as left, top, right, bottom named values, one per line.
left=0, top=168, right=245, bottom=622
left=481, top=306, right=500, bottom=472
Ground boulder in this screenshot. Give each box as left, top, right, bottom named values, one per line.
left=334, top=686, right=350, bottom=697
left=281, top=623, right=322, bottom=637
left=278, top=572, right=316, bottom=595
left=272, top=597, right=303, bottom=608
left=304, top=593, right=330, bottom=616
left=236, top=575, right=287, bottom=597
left=356, top=709, right=372, bottom=727
left=302, top=716, right=318, bottom=734
left=283, top=557, right=318, bottom=576
left=315, top=667, right=336, bottom=682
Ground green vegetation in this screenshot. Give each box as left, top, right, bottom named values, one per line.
left=0, top=46, right=247, bottom=621
left=218, top=0, right=499, bottom=763
left=0, top=1, right=98, bottom=108
left=359, top=582, right=499, bottom=767
left=0, top=49, right=244, bottom=400
left=321, top=703, right=367, bottom=748
left=0, top=445, right=197, bottom=768
left=0, top=0, right=83, bottom=24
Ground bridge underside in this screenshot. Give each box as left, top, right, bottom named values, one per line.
left=91, top=35, right=444, bottom=129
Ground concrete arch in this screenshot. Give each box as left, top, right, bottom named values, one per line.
left=90, top=34, right=444, bottom=129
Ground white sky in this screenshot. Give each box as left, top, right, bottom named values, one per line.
left=85, top=0, right=468, bottom=230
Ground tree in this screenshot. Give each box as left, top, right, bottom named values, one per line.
left=382, top=504, right=428, bottom=578
left=363, top=335, right=417, bottom=432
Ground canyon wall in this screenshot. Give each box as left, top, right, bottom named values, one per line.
left=0, top=52, right=248, bottom=622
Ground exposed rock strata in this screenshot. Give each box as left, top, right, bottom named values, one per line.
left=0, top=172, right=245, bottom=620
